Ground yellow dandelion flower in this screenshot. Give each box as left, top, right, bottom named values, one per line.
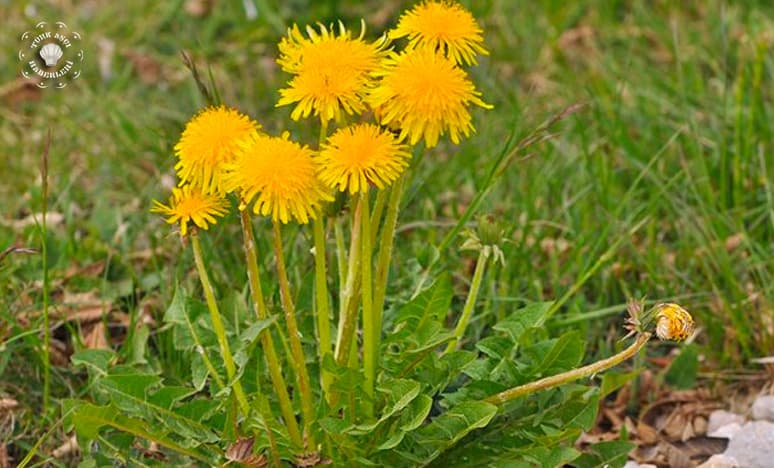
left=174, top=106, right=259, bottom=194
left=276, top=22, right=388, bottom=123
left=318, top=124, right=410, bottom=194
left=390, top=0, right=488, bottom=66
left=654, top=303, right=695, bottom=341
left=151, top=185, right=229, bottom=237
left=224, top=133, right=333, bottom=224
left=368, top=47, right=492, bottom=148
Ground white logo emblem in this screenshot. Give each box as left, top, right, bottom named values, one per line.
left=19, top=21, right=84, bottom=89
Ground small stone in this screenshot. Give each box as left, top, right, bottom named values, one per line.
left=723, top=420, right=774, bottom=468
left=751, top=395, right=774, bottom=422
left=709, top=422, right=743, bottom=439
left=623, top=463, right=657, bottom=468
left=707, top=410, right=746, bottom=438
left=697, top=454, right=740, bottom=468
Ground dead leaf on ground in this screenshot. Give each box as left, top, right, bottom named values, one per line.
left=226, top=437, right=269, bottom=467
left=132, top=440, right=166, bottom=461
left=19, top=290, right=112, bottom=325
left=0, top=443, right=9, bottom=468
left=123, top=50, right=163, bottom=85
left=0, top=245, right=36, bottom=264
left=49, top=338, right=70, bottom=366
left=0, top=399, right=19, bottom=412
left=0, top=77, right=42, bottom=105
left=0, top=212, right=64, bottom=229
left=295, top=451, right=332, bottom=467
left=83, top=321, right=109, bottom=350
left=185, top=0, right=216, bottom=17
left=557, top=25, right=596, bottom=53
left=63, top=260, right=105, bottom=282
left=632, top=441, right=693, bottom=468
left=581, top=377, right=727, bottom=466
left=52, top=434, right=78, bottom=459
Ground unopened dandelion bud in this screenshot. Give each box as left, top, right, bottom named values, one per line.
left=477, top=213, right=504, bottom=247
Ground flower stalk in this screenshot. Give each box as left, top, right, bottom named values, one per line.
left=485, top=333, right=652, bottom=405
left=190, top=232, right=250, bottom=415
left=240, top=210, right=303, bottom=448
left=314, top=119, right=333, bottom=399
left=334, top=201, right=363, bottom=366
left=446, top=248, right=490, bottom=353
left=360, top=192, right=376, bottom=411
left=272, top=221, right=317, bottom=448
left=372, top=176, right=405, bottom=344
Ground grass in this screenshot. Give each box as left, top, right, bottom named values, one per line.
left=0, top=0, right=772, bottom=463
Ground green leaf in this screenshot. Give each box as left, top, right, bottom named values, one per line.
left=393, top=274, right=453, bottom=333
left=476, top=336, right=513, bottom=360
left=128, top=324, right=149, bottom=365
left=190, top=352, right=210, bottom=391
left=600, top=371, right=639, bottom=398
left=665, top=344, right=698, bottom=389
left=148, top=386, right=196, bottom=409
left=238, top=316, right=277, bottom=344
left=319, top=417, right=355, bottom=435
left=545, top=388, right=599, bottom=430
left=175, top=398, right=223, bottom=423
left=535, top=330, right=584, bottom=376
left=573, top=440, right=635, bottom=468
left=400, top=394, right=432, bottom=432
left=349, top=379, right=422, bottom=435
left=163, top=287, right=216, bottom=351
left=71, top=349, right=116, bottom=376
left=377, top=428, right=406, bottom=451
left=71, top=402, right=217, bottom=463
left=234, top=316, right=277, bottom=368
left=409, top=322, right=455, bottom=354
left=492, top=302, right=554, bottom=343
left=416, top=401, right=498, bottom=463
left=98, top=373, right=219, bottom=443
left=379, top=378, right=421, bottom=420
left=521, top=446, right=580, bottom=467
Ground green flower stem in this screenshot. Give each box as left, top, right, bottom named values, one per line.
left=334, top=201, right=362, bottom=366
left=485, top=333, right=652, bottom=405
left=313, top=218, right=333, bottom=395
left=239, top=210, right=303, bottom=448
left=372, top=176, right=405, bottom=347
left=360, top=192, right=375, bottom=411
left=445, top=249, right=490, bottom=353
left=190, top=233, right=250, bottom=416
left=334, top=219, right=347, bottom=296
left=314, top=119, right=333, bottom=398
left=272, top=221, right=316, bottom=448
left=40, top=138, right=50, bottom=413
left=369, top=188, right=387, bottom=244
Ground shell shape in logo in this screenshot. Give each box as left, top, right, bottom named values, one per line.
left=39, top=43, right=63, bottom=67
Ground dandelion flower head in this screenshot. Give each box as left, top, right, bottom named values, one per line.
left=390, top=0, right=488, bottom=66
left=174, top=106, right=259, bottom=194
left=151, top=184, right=229, bottom=237
left=368, top=47, right=492, bottom=148
left=224, top=132, right=332, bottom=224
left=654, top=303, right=695, bottom=341
left=318, top=124, right=410, bottom=194
left=277, top=22, right=388, bottom=123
